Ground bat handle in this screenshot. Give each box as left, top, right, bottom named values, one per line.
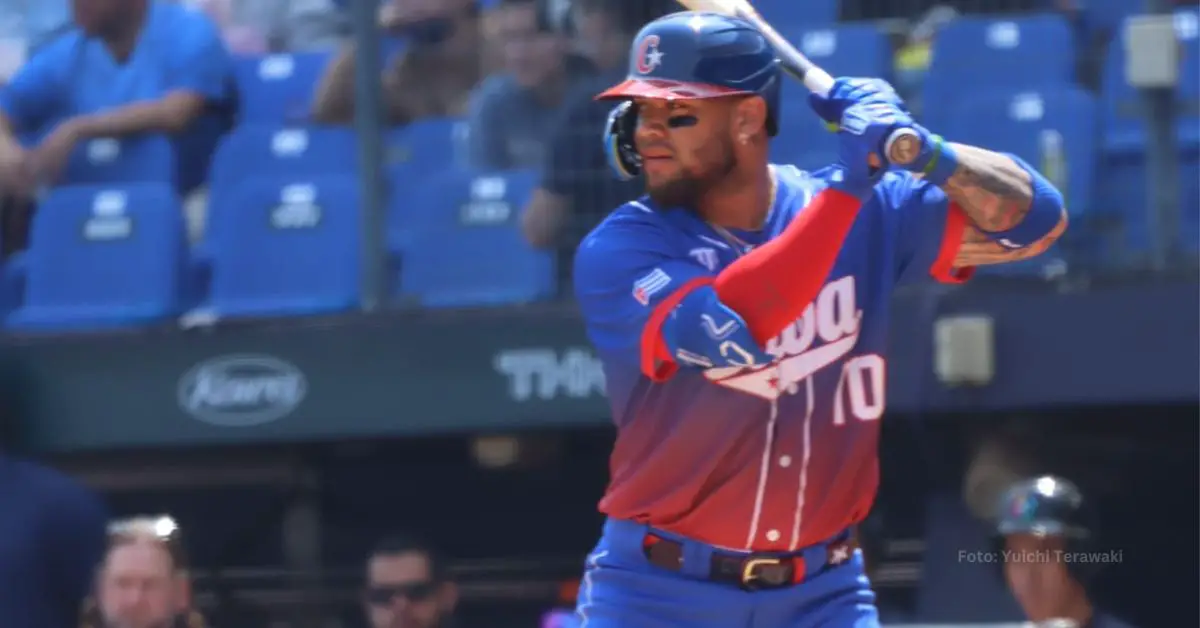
left=802, top=66, right=835, bottom=98
left=883, top=128, right=923, bottom=166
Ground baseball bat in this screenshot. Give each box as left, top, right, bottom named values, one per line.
left=674, top=0, right=922, bottom=166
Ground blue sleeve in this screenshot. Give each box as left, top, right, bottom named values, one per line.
left=0, top=42, right=66, bottom=132
left=46, top=481, right=108, bottom=614
left=573, top=209, right=715, bottom=381
left=876, top=172, right=973, bottom=286
left=165, top=11, right=233, bottom=101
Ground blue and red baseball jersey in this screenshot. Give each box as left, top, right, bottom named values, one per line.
left=574, top=165, right=973, bottom=552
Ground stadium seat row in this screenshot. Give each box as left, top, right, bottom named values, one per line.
left=11, top=93, right=1197, bottom=332
left=232, top=12, right=1199, bottom=126
left=4, top=167, right=551, bottom=331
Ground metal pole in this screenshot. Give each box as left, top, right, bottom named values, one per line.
left=1142, top=0, right=1180, bottom=271
left=351, top=0, right=387, bottom=311
left=282, top=470, right=323, bottom=628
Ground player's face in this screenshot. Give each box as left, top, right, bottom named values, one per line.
left=494, top=3, right=563, bottom=88
left=634, top=98, right=740, bottom=209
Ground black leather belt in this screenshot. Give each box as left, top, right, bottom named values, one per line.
left=642, top=533, right=856, bottom=591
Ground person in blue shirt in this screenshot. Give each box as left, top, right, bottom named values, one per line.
left=0, top=0, right=234, bottom=249
left=0, top=455, right=109, bottom=628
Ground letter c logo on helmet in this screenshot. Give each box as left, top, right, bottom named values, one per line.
left=635, top=35, right=664, bottom=74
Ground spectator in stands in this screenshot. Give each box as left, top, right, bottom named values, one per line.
left=0, top=453, right=108, bottom=628
left=519, top=0, right=672, bottom=289
left=464, top=0, right=593, bottom=170
left=184, top=0, right=348, bottom=55
left=311, top=0, right=484, bottom=126
left=569, top=0, right=648, bottom=77
left=80, top=515, right=209, bottom=628
left=364, top=533, right=459, bottom=628
left=0, top=0, right=235, bottom=251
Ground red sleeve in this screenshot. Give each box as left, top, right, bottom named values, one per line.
left=929, top=202, right=976, bottom=284
left=638, top=277, right=713, bottom=382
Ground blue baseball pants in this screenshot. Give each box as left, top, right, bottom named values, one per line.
left=574, top=519, right=880, bottom=628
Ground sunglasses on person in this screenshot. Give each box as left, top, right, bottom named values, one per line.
left=365, top=581, right=438, bottom=606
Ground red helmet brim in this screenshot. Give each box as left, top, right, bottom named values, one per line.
left=595, top=78, right=750, bottom=101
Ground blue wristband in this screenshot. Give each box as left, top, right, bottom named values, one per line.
left=979, top=154, right=1064, bottom=249
left=916, top=134, right=959, bottom=185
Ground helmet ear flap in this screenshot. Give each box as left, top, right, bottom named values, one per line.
left=604, top=101, right=642, bottom=180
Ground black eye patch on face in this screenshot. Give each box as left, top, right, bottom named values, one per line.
left=667, top=115, right=698, bottom=128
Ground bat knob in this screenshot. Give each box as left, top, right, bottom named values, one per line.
left=884, top=128, right=922, bottom=166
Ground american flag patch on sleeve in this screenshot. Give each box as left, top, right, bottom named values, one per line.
left=632, top=268, right=671, bottom=306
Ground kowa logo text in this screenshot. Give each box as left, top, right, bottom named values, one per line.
left=178, top=354, right=307, bottom=426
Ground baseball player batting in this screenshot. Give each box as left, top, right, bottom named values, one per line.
left=570, top=11, right=1069, bottom=628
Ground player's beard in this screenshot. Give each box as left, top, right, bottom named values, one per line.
left=646, top=139, right=737, bottom=209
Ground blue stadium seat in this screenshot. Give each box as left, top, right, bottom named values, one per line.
left=385, top=118, right=466, bottom=175
left=753, top=0, right=837, bottom=29
left=393, top=168, right=554, bottom=307
left=197, top=175, right=362, bottom=318
left=923, top=14, right=1077, bottom=127
left=786, top=24, right=892, bottom=80
left=234, top=51, right=331, bottom=124
left=209, top=126, right=357, bottom=185
left=1098, top=10, right=1199, bottom=256
left=944, top=86, right=1098, bottom=219
left=385, top=119, right=469, bottom=234
left=773, top=86, right=837, bottom=168
left=1079, top=0, right=1137, bottom=35
left=6, top=184, right=187, bottom=331
left=62, top=134, right=176, bottom=186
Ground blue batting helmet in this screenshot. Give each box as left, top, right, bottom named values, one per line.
left=595, top=12, right=783, bottom=136
left=996, top=475, right=1092, bottom=539
left=992, top=475, right=1103, bottom=583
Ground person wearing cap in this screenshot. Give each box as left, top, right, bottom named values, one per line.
left=79, top=516, right=210, bottom=628
left=995, top=476, right=1136, bottom=628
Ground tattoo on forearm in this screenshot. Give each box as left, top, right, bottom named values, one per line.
left=953, top=218, right=1067, bottom=266
left=941, top=143, right=1034, bottom=232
